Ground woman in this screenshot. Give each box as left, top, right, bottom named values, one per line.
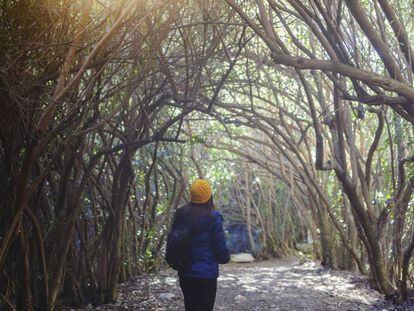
left=171, top=179, right=230, bottom=311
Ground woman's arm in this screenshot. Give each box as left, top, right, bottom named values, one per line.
left=212, top=213, right=230, bottom=264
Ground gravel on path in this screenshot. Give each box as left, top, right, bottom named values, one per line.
left=75, top=259, right=400, bottom=311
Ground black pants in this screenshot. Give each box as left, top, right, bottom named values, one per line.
left=179, top=276, right=217, bottom=311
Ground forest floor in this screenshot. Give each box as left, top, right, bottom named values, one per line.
left=77, top=258, right=403, bottom=311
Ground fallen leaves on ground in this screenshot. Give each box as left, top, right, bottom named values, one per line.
left=72, top=259, right=404, bottom=310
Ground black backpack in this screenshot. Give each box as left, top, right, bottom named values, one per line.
left=165, top=209, right=193, bottom=270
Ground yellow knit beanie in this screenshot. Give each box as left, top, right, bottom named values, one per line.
left=190, top=179, right=212, bottom=204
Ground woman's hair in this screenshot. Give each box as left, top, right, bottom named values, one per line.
left=189, top=196, right=215, bottom=220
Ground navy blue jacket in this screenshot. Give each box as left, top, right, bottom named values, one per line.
left=173, top=206, right=230, bottom=279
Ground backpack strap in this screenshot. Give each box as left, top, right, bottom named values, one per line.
left=175, top=205, right=195, bottom=229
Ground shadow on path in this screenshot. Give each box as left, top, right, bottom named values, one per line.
left=85, top=259, right=395, bottom=311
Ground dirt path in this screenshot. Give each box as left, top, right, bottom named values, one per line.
left=87, top=259, right=397, bottom=311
